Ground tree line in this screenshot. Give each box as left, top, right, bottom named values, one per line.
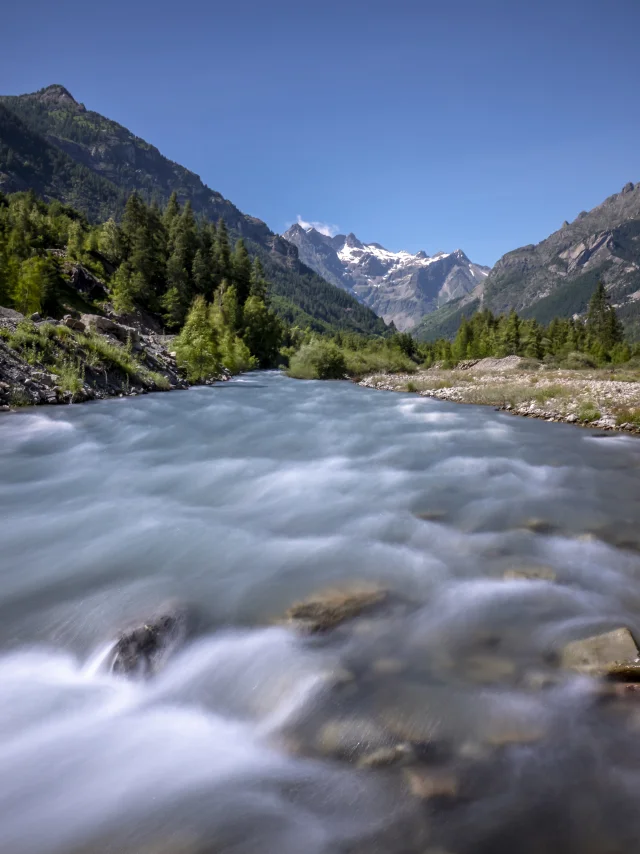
left=421, top=284, right=632, bottom=367
left=0, top=187, right=636, bottom=383
left=0, top=189, right=283, bottom=375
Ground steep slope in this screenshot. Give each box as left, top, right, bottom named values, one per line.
left=0, top=102, right=126, bottom=220
left=484, top=181, right=640, bottom=337
left=0, top=85, right=387, bottom=336
left=283, top=224, right=489, bottom=331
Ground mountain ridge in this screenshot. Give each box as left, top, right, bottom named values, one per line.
left=283, top=223, right=489, bottom=330
left=482, top=181, right=640, bottom=337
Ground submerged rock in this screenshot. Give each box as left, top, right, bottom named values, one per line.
left=283, top=584, right=387, bottom=633
left=316, top=717, right=390, bottom=759
left=503, top=566, right=556, bottom=582
left=357, top=743, right=414, bottom=769
left=404, top=768, right=459, bottom=800
left=561, top=627, right=639, bottom=676
left=108, top=607, right=189, bottom=677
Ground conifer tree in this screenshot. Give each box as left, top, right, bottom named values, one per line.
left=242, top=295, right=282, bottom=367
left=13, top=256, right=49, bottom=315
left=250, top=257, right=268, bottom=302
left=174, top=295, right=220, bottom=381
left=232, top=238, right=252, bottom=306
left=163, top=191, right=180, bottom=252
left=215, top=219, right=232, bottom=287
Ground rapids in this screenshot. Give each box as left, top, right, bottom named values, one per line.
left=1, top=372, right=640, bottom=854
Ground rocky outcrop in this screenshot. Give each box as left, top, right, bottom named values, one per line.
left=483, top=182, right=640, bottom=335
left=0, top=307, right=207, bottom=411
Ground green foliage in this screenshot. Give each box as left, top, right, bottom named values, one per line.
left=416, top=285, right=636, bottom=370
left=615, top=407, right=640, bottom=427
left=241, top=295, right=282, bottom=368
left=577, top=400, right=601, bottom=422
left=174, top=295, right=220, bottom=381
left=287, top=339, right=348, bottom=380
left=53, top=357, right=84, bottom=394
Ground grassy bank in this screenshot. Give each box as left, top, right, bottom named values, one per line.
left=359, top=356, right=640, bottom=433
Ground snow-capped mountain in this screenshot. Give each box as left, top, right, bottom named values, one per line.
left=283, top=224, right=490, bottom=330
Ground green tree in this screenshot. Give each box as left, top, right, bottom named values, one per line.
left=242, top=295, right=282, bottom=367
left=250, top=257, right=268, bottom=302
left=586, top=282, right=624, bottom=356
left=215, top=219, right=232, bottom=287
left=13, top=256, right=49, bottom=315
left=174, top=295, right=220, bottom=381
left=232, top=238, right=252, bottom=306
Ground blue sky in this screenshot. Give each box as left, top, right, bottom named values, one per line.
left=2, top=0, right=639, bottom=266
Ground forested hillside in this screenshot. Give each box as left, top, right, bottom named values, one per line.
left=0, top=86, right=387, bottom=336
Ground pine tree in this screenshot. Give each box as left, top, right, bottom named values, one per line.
left=499, top=311, right=521, bottom=356
left=242, top=295, right=282, bottom=367
left=250, top=257, right=268, bottom=302
left=232, top=238, right=252, bottom=306
left=586, top=282, right=624, bottom=355
left=163, top=191, right=180, bottom=252
left=452, top=316, right=472, bottom=360
left=215, top=219, right=232, bottom=287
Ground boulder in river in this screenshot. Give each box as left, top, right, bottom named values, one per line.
left=108, top=607, right=189, bottom=677
left=283, top=584, right=387, bottom=632
left=561, top=627, right=639, bottom=676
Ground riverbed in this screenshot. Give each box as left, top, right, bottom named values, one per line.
left=1, top=373, right=640, bottom=854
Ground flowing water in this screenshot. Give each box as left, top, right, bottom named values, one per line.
left=1, top=373, right=640, bottom=854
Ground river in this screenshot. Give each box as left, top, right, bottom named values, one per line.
left=1, top=372, right=640, bottom=854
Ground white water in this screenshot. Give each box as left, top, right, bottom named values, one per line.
left=1, top=373, right=640, bottom=853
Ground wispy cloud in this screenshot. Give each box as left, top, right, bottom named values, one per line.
left=291, top=215, right=340, bottom=237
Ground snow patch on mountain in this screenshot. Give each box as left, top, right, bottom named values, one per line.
left=283, top=224, right=491, bottom=330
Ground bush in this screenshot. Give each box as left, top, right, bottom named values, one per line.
left=53, top=358, right=84, bottom=394
left=577, top=400, right=601, bottom=422
left=564, top=351, right=597, bottom=370
left=287, top=340, right=347, bottom=380
left=406, top=380, right=418, bottom=393
left=615, top=407, right=640, bottom=427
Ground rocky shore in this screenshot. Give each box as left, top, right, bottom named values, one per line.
left=0, top=306, right=227, bottom=412
left=359, top=356, right=640, bottom=434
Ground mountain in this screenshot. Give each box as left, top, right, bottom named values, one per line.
left=483, top=181, right=640, bottom=338
left=0, top=85, right=387, bottom=336
left=283, top=223, right=490, bottom=330
left=0, top=101, right=127, bottom=221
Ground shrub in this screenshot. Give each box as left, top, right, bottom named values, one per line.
left=615, top=407, right=640, bottom=427
left=287, top=340, right=347, bottom=380
left=564, top=351, right=597, bottom=370
left=577, top=400, right=601, bottom=422
left=53, top=358, right=84, bottom=394
left=406, top=380, right=418, bottom=393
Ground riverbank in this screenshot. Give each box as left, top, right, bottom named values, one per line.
left=0, top=306, right=227, bottom=411
left=359, top=355, right=640, bottom=434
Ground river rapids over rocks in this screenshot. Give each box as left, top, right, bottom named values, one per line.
left=1, top=373, right=640, bottom=854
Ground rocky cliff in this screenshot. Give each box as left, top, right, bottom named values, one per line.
left=484, top=181, right=640, bottom=336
